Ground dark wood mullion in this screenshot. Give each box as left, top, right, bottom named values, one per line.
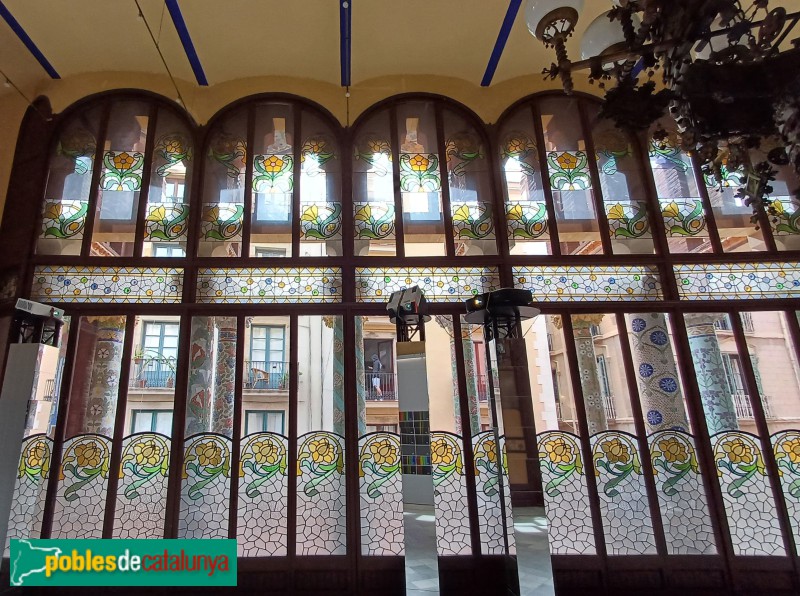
left=38, top=317, right=80, bottom=539
left=631, top=130, right=670, bottom=258
left=341, top=126, right=355, bottom=263
left=560, top=316, right=609, bottom=578
left=291, top=108, right=302, bottom=258
left=101, top=315, right=137, bottom=538
left=162, top=311, right=194, bottom=538
left=668, top=311, right=736, bottom=589
left=389, top=104, right=405, bottom=258
left=755, top=196, right=779, bottom=252
left=530, top=102, right=561, bottom=256
left=451, top=315, right=482, bottom=555
left=435, top=103, right=456, bottom=258
left=577, top=100, right=613, bottom=256
left=287, top=315, right=299, bottom=586
left=614, top=312, right=669, bottom=557
left=691, top=158, right=724, bottom=254
left=487, top=123, right=514, bottom=286
left=342, top=308, right=361, bottom=589
left=730, top=312, right=799, bottom=567
left=187, top=124, right=207, bottom=267
left=133, top=105, right=159, bottom=258
left=228, top=315, right=246, bottom=539
left=80, top=102, right=112, bottom=257
left=242, top=105, right=256, bottom=258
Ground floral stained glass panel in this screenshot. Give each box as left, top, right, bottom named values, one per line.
left=513, top=266, right=662, bottom=301
left=674, top=263, right=800, bottom=300
left=546, top=151, right=591, bottom=191
left=31, top=266, right=183, bottom=303
left=41, top=200, right=89, bottom=240
left=355, top=267, right=501, bottom=302
left=196, top=268, right=342, bottom=303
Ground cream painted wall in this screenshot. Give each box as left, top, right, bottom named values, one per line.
left=0, top=70, right=603, bottom=222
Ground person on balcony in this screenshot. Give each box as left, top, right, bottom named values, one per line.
left=369, top=354, right=383, bottom=398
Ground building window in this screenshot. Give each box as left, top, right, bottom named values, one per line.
left=365, top=424, right=398, bottom=433
left=130, top=409, right=173, bottom=434
left=248, top=325, right=287, bottom=389
left=244, top=410, right=285, bottom=435
left=152, top=243, right=185, bottom=257
left=135, top=321, right=179, bottom=388
left=254, top=247, right=287, bottom=257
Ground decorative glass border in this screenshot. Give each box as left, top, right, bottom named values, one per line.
left=355, top=267, right=501, bottom=302
left=675, top=263, right=800, bottom=300
left=197, top=268, right=342, bottom=303
left=513, top=266, right=662, bottom=301
left=31, top=266, right=183, bottom=303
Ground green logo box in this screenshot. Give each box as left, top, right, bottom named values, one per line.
left=10, top=539, right=237, bottom=587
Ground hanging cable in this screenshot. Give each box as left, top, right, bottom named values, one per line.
left=133, top=0, right=187, bottom=109
left=0, top=68, right=51, bottom=121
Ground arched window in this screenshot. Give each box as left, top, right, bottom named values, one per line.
left=198, top=98, right=341, bottom=258
left=37, top=96, right=194, bottom=258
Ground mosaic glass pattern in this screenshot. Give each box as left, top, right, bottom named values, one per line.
left=208, top=134, right=246, bottom=179
left=399, top=153, right=441, bottom=193
left=649, top=431, right=716, bottom=554
left=196, top=268, right=341, bottom=303
left=430, top=432, right=470, bottom=556
left=99, top=151, right=144, bottom=191
left=703, top=164, right=745, bottom=188
left=154, top=133, right=192, bottom=177
left=5, top=435, right=52, bottom=555
left=296, top=431, right=346, bottom=555
left=201, top=204, right=244, bottom=242
left=712, top=431, right=785, bottom=555
left=178, top=433, right=232, bottom=539
left=445, top=132, right=484, bottom=177
left=505, top=201, right=549, bottom=240
left=473, top=432, right=515, bottom=555
left=648, top=140, right=691, bottom=172
left=359, top=432, right=403, bottom=556
left=113, top=432, right=170, bottom=538
left=546, top=151, right=591, bottom=191
left=500, top=132, right=537, bottom=168
left=675, top=263, right=800, bottom=300
left=772, top=430, right=800, bottom=554
left=40, top=200, right=88, bottom=240
left=300, top=202, right=342, bottom=240
left=537, top=431, right=596, bottom=555
left=354, top=202, right=395, bottom=240
left=51, top=434, right=112, bottom=538
left=353, top=137, right=391, bottom=174
left=145, top=203, right=189, bottom=242
left=301, top=136, right=335, bottom=168
left=400, top=411, right=431, bottom=475
left=31, top=266, right=183, bottom=303
left=356, top=267, right=501, bottom=302
left=451, top=202, right=494, bottom=240
left=591, top=431, right=657, bottom=555
left=238, top=432, right=288, bottom=556
left=513, top=266, right=662, bottom=301
left=769, top=198, right=800, bottom=235
left=660, top=199, right=708, bottom=237
left=253, top=154, right=294, bottom=194
left=605, top=202, right=651, bottom=239
left=57, top=128, right=96, bottom=173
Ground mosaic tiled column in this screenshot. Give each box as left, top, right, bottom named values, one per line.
left=628, top=313, right=690, bottom=432
left=328, top=316, right=345, bottom=436
left=186, top=318, right=214, bottom=436
left=685, top=314, right=739, bottom=433
left=82, top=316, right=126, bottom=435
left=355, top=316, right=366, bottom=435
left=212, top=317, right=236, bottom=436
left=571, top=315, right=608, bottom=435
left=459, top=330, right=480, bottom=435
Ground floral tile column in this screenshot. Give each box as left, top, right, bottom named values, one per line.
left=185, top=318, right=213, bottom=436
left=83, top=316, right=126, bottom=435
left=355, top=316, right=366, bottom=435
left=564, top=315, right=608, bottom=435
left=212, top=317, right=236, bottom=435
left=325, top=316, right=346, bottom=436
left=627, top=313, right=689, bottom=432
left=685, top=314, right=738, bottom=433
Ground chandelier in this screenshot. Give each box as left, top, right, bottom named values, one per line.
left=527, top=0, right=800, bottom=223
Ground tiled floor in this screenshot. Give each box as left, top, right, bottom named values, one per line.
left=403, top=505, right=554, bottom=595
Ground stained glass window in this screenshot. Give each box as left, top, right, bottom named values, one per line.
left=355, top=267, right=501, bottom=302
left=674, top=263, right=800, bottom=300
left=30, top=266, right=183, bottom=303
left=513, top=266, right=662, bottom=301
left=196, top=267, right=341, bottom=303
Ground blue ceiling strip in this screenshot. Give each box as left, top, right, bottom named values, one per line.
left=0, top=1, right=59, bottom=79
left=481, top=0, right=522, bottom=87
left=165, top=0, right=208, bottom=86
left=339, top=0, right=351, bottom=87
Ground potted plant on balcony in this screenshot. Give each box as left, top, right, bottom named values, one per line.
left=133, top=348, right=177, bottom=389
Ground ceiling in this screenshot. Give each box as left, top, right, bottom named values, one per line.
left=1, top=1, right=797, bottom=111
left=0, top=1, right=614, bottom=95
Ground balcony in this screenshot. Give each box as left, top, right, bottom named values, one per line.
left=733, top=391, right=773, bottom=419
left=130, top=357, right=176, bottom=389
left=476, top=373, right=489, bottom=402
left=364, top=372, right=397, bottom=401
left=245, top=361, right=289, bottom=390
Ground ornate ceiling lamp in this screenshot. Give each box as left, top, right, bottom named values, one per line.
left=526, top=0, right=585, bottom=94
